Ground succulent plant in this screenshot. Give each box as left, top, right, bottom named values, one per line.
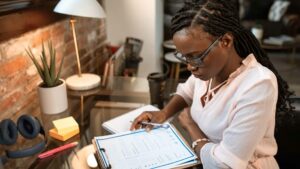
left=26, top=41, right=64, bottom=87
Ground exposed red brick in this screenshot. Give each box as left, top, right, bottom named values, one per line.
left=0, top=56, right=28, bottom=77
left=1, top=18, right=107, bottom=122
left=1, top=73, right=30, bottom=96
left=31, top=29, right=51, bottom=47
left=64, top=41, right=76, bottom=56
left=17, top=92, right=39, bottom=114
left=77, top=36, right=88, bottom=49
left=63, top=53, right=77, bottom=70
left=0, top=91, right=22, bottom=113
left=51, top=23, right=66, bottom=37
left=23, top=76, right=41, bottom=94
left=64, top=31, right=73, bottom=43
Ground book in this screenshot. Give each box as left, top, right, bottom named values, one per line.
left=102, top=105, right=161, bottom=133
left=93, top=123, right=199, bottom=169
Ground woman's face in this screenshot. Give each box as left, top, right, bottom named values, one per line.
left=173, top=26, right=230, bottom=81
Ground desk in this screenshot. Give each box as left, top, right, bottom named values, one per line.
left=4, top=76, right=179, bottom=169
left=261, top=40, right=300, bottom=63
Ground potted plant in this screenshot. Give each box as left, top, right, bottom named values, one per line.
left=26, top=41, right=68, bottom=114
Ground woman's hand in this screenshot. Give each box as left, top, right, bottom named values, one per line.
left=130, top=95, right=188, bottom=131
left=130, top=110, right=168, bottom=131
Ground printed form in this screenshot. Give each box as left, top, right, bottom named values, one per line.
left=94, top=124, right=197, bottom=169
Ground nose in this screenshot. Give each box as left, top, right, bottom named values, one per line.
left=187, top=63, right=197, bottom=71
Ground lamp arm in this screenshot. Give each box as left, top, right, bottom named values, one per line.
left=70, top=19, right=82, bottom=77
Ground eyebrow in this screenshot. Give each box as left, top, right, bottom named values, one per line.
left=180, top=35, right=221, bottom=57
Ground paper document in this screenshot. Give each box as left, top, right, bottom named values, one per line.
left=94, top=123, right=198, bottom=169
left=263, top=35, right=294, bottom=45
left=102, top=105, right=160, bottom=133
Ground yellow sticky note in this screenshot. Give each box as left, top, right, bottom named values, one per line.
left=49, top=127, right=80, bottom=141
left=52, top=116, right=79, bottom=135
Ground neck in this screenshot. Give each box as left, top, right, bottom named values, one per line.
left=215, top=50, right=242, bottom=84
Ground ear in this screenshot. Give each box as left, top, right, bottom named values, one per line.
left=220, top=33, right=234, bottom=48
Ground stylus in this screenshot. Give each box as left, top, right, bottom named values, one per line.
left=38, top=141, right=78, bottom=159
left=139, top=121, right=170, bottom=129
left=130, top=121, right=169, bottom=129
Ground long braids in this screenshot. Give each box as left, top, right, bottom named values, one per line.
left=171, top=0, right=294, bottom=126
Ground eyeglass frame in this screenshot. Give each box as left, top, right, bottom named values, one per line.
left=174, top=36, right=222, bottom=67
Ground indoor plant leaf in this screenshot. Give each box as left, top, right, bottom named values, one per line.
left=26, top=41, right=63, bottom=88
left=49, top=41, right=56, bottom=81
left=25, top=48, right=45, bottom=82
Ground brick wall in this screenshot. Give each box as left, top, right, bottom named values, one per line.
left=0, top=17, right=108, bottom=121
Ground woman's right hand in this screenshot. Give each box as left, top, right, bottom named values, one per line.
left=130, top=110, right=168, bottom=131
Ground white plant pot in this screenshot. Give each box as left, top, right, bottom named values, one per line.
left=38, top=79, right=68, bottom=114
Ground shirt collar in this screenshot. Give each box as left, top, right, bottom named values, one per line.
left=227, top=54, right=257, bottom=83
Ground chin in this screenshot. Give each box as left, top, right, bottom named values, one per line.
left=192, top=74, right=210, bottom=81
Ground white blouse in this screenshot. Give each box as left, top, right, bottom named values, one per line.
left=176, top=54, right=279, bottom=169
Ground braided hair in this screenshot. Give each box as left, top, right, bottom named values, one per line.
left=171, top=0, right=294, bottom=126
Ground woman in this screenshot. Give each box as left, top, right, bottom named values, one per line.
left=131, top=0, right=293, bottom=168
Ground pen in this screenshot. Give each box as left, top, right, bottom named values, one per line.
left=130, top=121, right=169, bottom=129
left=38, top=141, right=78, bottom=159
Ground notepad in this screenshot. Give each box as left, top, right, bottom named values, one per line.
left=50, top=116, right=79, bottom=141
left=49, top=127, right=80, bottom=141
left=52, top=116, right=79, bottom=134
left=102, top=105, right=160, bottom=133
left=93, top=123, right=199, bottom=169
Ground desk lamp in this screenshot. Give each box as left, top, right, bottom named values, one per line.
left=54, top=0, right=106, bottom=90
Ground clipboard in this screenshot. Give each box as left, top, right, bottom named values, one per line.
left=93, top=123, right=200, bottom=169
left=170, top=124, right=201, bottom=169
left=95, top=146, right=111, bottom=169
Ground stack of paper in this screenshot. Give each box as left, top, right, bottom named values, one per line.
left=94, top=124, right=199, bottom=169
left=100, top=105, right=199, bottom=168
left=49, top=116, right=80, bottom=141
left=263, top=35, right=294, bottom=45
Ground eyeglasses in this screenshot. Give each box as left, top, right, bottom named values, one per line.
left=174, top=36, right=222, bottom=67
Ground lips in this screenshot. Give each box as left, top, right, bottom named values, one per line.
left=190, top=66, right=206, bottom=78
left=192, top=74, right=201, bottom=78
left=192, top=70, right=205, bottom=78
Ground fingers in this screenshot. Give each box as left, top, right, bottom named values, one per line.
left=130, top=112, right=153, bottom=131
left=145, top=124, right=154, bottom=132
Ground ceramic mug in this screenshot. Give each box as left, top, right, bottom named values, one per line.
left=251, top=27, right=264, bottom=42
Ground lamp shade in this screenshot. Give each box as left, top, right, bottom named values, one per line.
left=54, top=0, right=106, bottom=18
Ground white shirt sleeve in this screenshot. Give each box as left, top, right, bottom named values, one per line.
left=175, top=75, right=196, bottom=105
left=200, top=79, right=278, bottom=169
